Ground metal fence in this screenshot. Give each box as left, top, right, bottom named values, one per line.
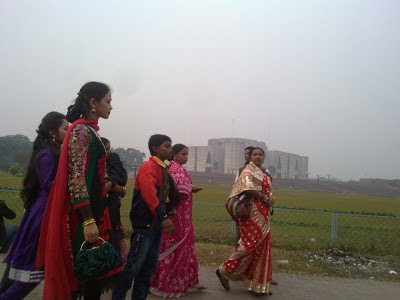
left=1, top=189, right=399, bottom=256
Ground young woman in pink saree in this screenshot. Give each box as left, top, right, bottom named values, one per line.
left=216, top=147, right=275, bottom=296
left=150, top=144, right=205, bottom=298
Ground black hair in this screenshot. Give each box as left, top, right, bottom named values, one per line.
left=249, top=147, right=265, bottom=157
left=20, top=111, right=66, bottom=212
left=148, top=134, right=172, bottom=156
left=101, top=137, right=110, bottom=145
left=172, top=143, right=188, bottom=155
left=66, top=81, right=111, bottom=123
left=245, top=146, right=255, bottom=151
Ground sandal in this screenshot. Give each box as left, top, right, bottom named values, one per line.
left=251, top=290, right=273, bottom=296
left=215, top=269, right=230, bottom=291
left=196, top=285, right=207, bottom=290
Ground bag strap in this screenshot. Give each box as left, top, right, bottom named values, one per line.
left=79, top=237, right=106, bottom=251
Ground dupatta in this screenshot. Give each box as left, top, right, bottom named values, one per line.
left=229, top=162, right=265, bottom=199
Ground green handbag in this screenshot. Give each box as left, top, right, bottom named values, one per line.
left=74, top=237, right=122, bottom=281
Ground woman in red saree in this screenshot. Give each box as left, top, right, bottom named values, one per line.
left=36, top=82, right=123, bottom=300
left=216, top=147, right=275, bottom=296
left=150, top=144, right=205, bottom=298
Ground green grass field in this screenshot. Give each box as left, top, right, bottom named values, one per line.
left=1, top=174, right=399, bottom=256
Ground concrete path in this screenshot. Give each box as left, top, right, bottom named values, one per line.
left=1, top=259, right=399, bottom=300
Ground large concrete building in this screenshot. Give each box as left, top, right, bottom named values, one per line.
left=186, top=138, right=308, bottom=179
left=265, top=150, right=308, bottom=179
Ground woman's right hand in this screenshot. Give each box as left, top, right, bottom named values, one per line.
left=83, top=222, right=99, bottom=243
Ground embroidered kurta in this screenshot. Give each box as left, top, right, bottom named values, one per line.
left=36, top=119, right=122, bottom=300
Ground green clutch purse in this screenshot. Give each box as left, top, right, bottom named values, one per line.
left=74, top=237, right=122, bottom=281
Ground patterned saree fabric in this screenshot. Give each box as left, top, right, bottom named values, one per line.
left=150, top=161, right=201, bottom=297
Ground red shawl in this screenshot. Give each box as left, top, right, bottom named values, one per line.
left=36, top=118, right=99, bottom=300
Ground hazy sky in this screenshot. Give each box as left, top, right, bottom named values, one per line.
left=1, top=0, right=399, bottom=181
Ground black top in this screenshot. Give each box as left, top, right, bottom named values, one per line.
left=0, top=200, right=16, bottom=246
left=106, top=152, right=128, bottom=186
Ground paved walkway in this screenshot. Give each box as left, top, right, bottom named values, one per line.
left=1, top=258, right=399, bottom=300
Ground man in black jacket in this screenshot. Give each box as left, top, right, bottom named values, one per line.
left=0, top=200, right=17, bottom=293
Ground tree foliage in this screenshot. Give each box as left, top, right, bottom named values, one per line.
left=8, top=163, right=24, bottom=177
left=0, top=135, right=32, bottom=172
left=112, top=147, right=146, bottom=172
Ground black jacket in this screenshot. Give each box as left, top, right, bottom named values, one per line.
left=0, top=200, right=16, bottom=246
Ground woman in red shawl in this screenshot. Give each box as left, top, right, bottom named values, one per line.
left=216, top=147, right=275, bottom=296
left=37, top=82, right=123, bottom=300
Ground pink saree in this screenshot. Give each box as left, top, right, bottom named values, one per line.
left=150, top=161, right=201, bottom=298
left=219, top=162, right=273, bottom=294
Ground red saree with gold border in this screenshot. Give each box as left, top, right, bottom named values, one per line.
left=219, top=162, right=273, bottom=294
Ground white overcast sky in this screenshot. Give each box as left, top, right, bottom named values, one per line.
left=0, top=0, right=399, bottom=181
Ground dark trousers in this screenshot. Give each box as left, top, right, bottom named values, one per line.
left=108, top=193, right=122, bottom=226
left=0, top=225, right=18, bottom=254
left=111, top=220, right=162, bottom=300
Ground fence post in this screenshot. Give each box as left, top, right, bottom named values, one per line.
left=330, top=213, right=338, bottom=247
left=232, top=220, right=240, bottom=241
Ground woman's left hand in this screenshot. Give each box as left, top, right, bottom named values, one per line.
left=192, top=185, right=204, bottom=193
left=84, top=223, right=99, bottom=243
left=266, top=196, right=275, bottom=207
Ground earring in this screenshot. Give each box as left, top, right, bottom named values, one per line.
left=91, top=108, right=96, bottom=113
left=52, top=135, right=56, bottom=142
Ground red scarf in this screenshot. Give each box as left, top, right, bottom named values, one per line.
left=36, top=118, right=99, bottom=300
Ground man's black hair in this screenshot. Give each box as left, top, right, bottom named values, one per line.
left=148, top=134, right=172, bottom=156
left=101, top=137, right=110, bottom=145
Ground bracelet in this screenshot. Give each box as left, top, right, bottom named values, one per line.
left=82, top=218, right=96, bottom=227
left=122, top=186, right=126, bottom=193
left=257, top=191, right=262, bottom=199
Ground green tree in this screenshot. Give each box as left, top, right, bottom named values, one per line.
left=113, top=147, right=146, bottom=172
left=0, top=134, right=32, bottom=172
left=9, top=163, right=24, bottom=176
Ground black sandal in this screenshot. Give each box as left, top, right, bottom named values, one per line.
left=215, top=269, right=230, bottom=291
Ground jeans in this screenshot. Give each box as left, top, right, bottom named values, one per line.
left=112, top=220, right=162, bottom=300
left=0, top=225, right=18, bottom=254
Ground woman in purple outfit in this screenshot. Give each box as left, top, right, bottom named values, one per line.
left=0, top=111, right=69, bottom=299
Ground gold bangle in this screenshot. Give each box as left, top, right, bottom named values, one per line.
left=82, top=218, right=96, bottom=227
left=122, top=186, right=126, bottom=193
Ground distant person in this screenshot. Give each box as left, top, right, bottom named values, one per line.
left=0, top=201, right=17, bottom=254
left=150, top=143, right=205, bottom=297
left=216, top=147, right=275, bottom=296
left=0, top=111, right=68, bottom=299
left=233, top=146, right=254, bottom=245
left=101, top=137, right=127, bottom=239
left=36, top=82, right=122, bottom=299
left=0, top=199, right=17, bottom=294
left=235, top=146, right=254, bottom=181
left=112, top=134, right=180, bottom=300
